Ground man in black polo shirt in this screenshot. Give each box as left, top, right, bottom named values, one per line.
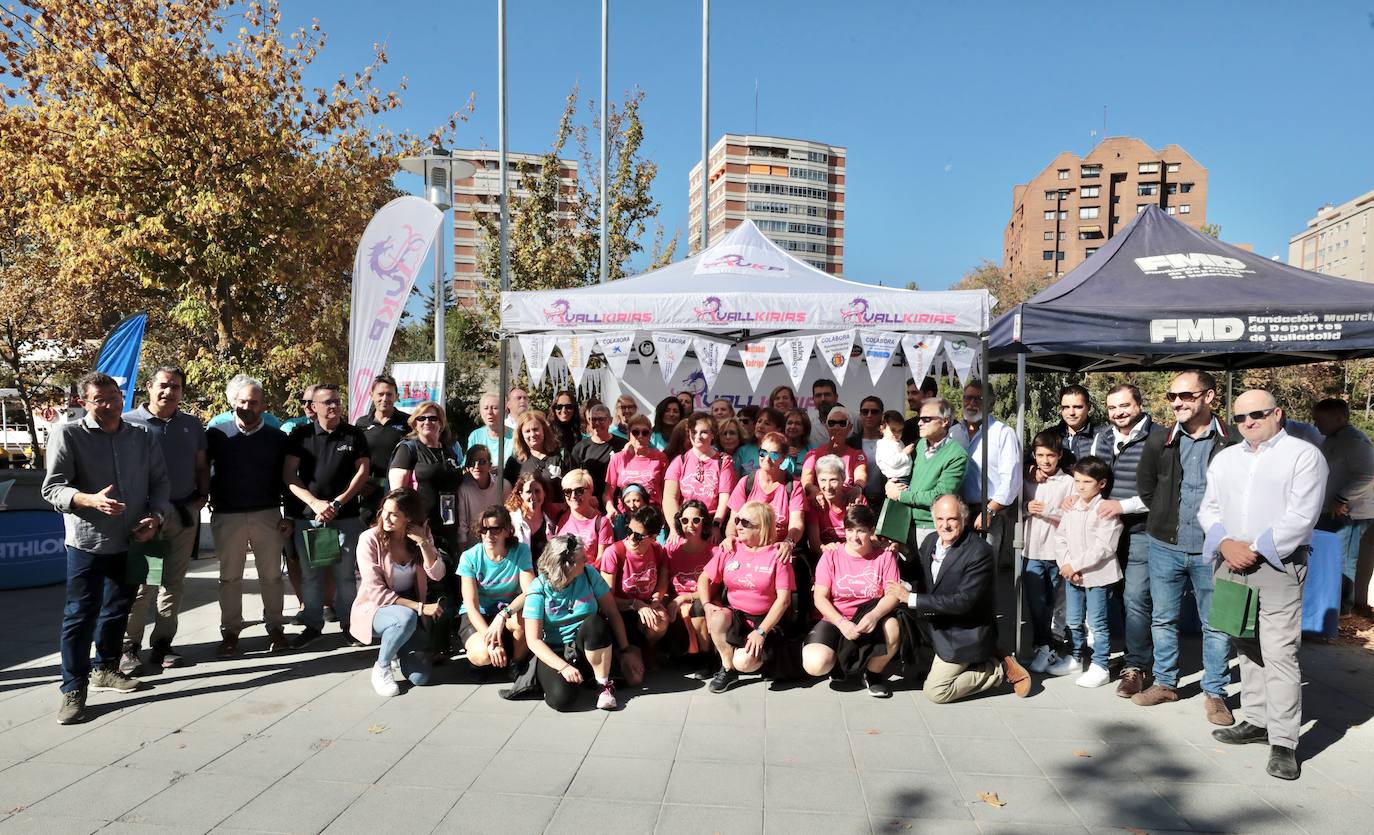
left=283, top=383, right=370, bottom=648
left=571, top=403, right=627, bottom=500
left=207, top=376, right=291, bottom=657
left=353, top=374, right=411, bottom=524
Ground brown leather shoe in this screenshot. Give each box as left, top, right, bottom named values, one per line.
left=1002, top=654, right=1031, bottom=698
left=267, top=629, right=289, bottom=654
left=1131, top=684, right=1179, bottom=706
left=1115, top=667, right=1146, bottom=699
left=1205, top=694, right=1235, bottom=726
left=215, top=633, right=239, bottom=660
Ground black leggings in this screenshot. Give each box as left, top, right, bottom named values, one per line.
left=534, top=614, right=614, bottom=711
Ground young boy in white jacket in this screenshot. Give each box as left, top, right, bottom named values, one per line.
left=1022, top=431, right=1075, bottom=674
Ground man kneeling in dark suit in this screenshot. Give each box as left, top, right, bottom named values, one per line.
left=887, top=494, right=1031, bottom=703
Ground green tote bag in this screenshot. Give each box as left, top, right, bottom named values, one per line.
left=1210, top=576, right=1258, bottom=639
left=302, top=526, right=343, bottom=569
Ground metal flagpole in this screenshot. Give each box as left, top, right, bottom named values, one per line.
left=1014, top=352, right=1027, bottom=656
left=699, top=0, right=709, bottom=251
left=979, top=340, right=992, bottom=586
left=496, top=0, right=510, bottom=467
left=434, top=207, right=445, bottom=363
left=599, top=0, right=609, bottom=284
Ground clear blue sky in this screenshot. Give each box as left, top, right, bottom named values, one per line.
left=285, top=0, right=1374, bottom=290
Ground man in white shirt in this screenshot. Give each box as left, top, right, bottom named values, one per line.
left=1199, top=390, right=1327, bottom=781
left=504, top=387, right=529, bottom=432
left=1312, top=397, right=1374, bottom=615
left=949, top=380, right=1021, bottom=567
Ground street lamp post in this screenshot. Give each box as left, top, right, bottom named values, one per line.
left=399, top=146, right=474, bottom=363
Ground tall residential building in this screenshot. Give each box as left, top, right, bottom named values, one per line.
left=1003, top=137, right=1208, bottom=279
left=450, top=149, right=579, bottom=308
left=1288, top=188, right=1374, bottom=283
left=687, top=134, right=846, bottom=275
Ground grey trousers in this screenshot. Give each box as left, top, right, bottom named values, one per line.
left=1218, top=560, right=1306, bottom=750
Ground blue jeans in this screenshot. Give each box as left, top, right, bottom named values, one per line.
left=1339, top=520, right=1371, bottom=585
left=371, top=605, right=431, bottom=686
left=294, top=517, right=361, bottom=632
left=1022, top=558, right=1062, bottom=648
left=1122, top=531, right=1153, bottom=671
left=1065, top=583, right=1110, bottom=669
left=1147, top=537, right=1231, bottom=695
left=60, top=547, right=136, bottom=693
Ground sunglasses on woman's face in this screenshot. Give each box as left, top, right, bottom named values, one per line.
left=735, top=518, right=757, bottom=530
left=827, top=419, right=849, bottom=427
left=630, top=428, right=652, bottom=438
left=415, top=415, right=440, bottom=423
left=563, top=487, right=587, bottom=499
left=759, top=449, right=784, bottom=462
left=628, top=530, right=649, bottom=543
left=479, top=525, right=505, bottom=534
left=554, top=403, right=575, bottom=411
left=680, top=515, right=704, bottom=526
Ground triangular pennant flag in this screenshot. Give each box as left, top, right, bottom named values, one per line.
left=814, top=329, right=855, bottom=385
left=652, top=331, right=692, bottom=385
left=518, top=334, right=557, bottom=388
left=900, top=333, right=940, bottom=385
left=738, top=339, right=776, bottom=391
left=693, top=337, right=729, bottom=389
left=859, top=330, right=901, bottom=386
left=594, top=332, right=636, bottom=378
left=555, top=334, right=596, bottom=389
left=506, top=338, right=524, bottom=380
left=776, top=335, right=817, bottom=391
left=943, top=334, right=979, bottom=386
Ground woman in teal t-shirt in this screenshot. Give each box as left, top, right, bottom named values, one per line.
left=457, top=506, right=535, bottom=671
left=521, top=534, right=639, bottom=711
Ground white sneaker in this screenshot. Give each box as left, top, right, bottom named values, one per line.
left=371, top=664, right=399, bottom=697
left=1075, top=664, right=1111, bottom=688
left=1045, top=653, right=1085, bottom=677
left=1028, top=645, right=1054, bottom=674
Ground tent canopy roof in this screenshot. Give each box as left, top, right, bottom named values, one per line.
left=501, top=220, right=993, bottom=337
left=989, top=206, right=1374, bottom=372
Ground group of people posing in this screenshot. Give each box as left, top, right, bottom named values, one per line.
left=44, top=365, right=1363, bottom=781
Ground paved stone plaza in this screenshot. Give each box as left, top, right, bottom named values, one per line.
left=1, top=555, right=1372, bottom=834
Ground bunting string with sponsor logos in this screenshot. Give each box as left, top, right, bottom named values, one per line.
left=738, top=338, right=776, bottom=391
left=900, top=333, right=941, bottom=384
left=858, top=330, right=901, bottom=386
left=555, top=334, right=596, bottom=388
left=593, top=333, right=636, bottom=378
left=652, top=332, right=693, bottom=384
left=776, top=335, right=817, bottom=390
left=942, top=333, right=979, bottom=386
left=814, top=329, right=856, bottom=385
left=692, top=337, right=730, bottom=389
left=518, top=334, right=558, bottom=388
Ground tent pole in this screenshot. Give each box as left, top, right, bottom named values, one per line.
left=498, top=336, right=509, bottom=466
left=1225, top=369, right=1234, bottom=414
left=1013, top=352, right=1026, bottom=657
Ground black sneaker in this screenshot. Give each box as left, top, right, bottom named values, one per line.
left=291, top=627, right=323, bottom=650
left=118, top=648, right=142, bottom=676
left=864, top=672, right=893, bottom=699
left=57, top=688, right=87, bottom=725
left=90, top=668, right=141, bottom=693
left=708, top=668, right=739, bottom=694
left=323, top=606, right=339, bottom=623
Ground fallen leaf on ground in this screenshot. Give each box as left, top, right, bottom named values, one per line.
left=865, top=728, right=880, bottom=735
left=367, top=725, right=386, bottom=734
left=977, top=792, right=1006, bottom=807
left=1125, top=827, right=1149, bottom=835
left=1072, top=750, right=1091, bottom=758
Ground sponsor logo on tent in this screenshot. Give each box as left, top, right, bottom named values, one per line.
left=697, top=253, right=785, bottom=273
left=679, top=369, right=709, bottom=400
left=1149, top=317, right=1246, bottom=343
left=692, top=295, right=807, bottom=324
left=838, top=297, right=958, bottom=326
left=1134, top=253, right=1255, bottom=280
left=542, top=298, right=653, bottom=325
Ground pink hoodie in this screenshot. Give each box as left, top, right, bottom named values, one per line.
left=1053, top=494, right=1124, bottom=589
left=349, top=526, right=448, bottom=645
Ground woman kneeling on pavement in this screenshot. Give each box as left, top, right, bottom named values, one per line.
left=457, top=506, right=535, bottom=671
left=700, top=501, right=796, bottom=693
left=351, top=488, right=446, bottom=697
left=802, top=504, right=902, bottom=698
left=598, top=506, right=670, bottom=678
left=521, top=535, right=642, bottom=711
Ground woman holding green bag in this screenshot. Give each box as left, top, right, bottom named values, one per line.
left=350, top=489, right=447, bottom=697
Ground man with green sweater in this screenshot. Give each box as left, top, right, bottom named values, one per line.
left=886, top=397, right=969, bottom=552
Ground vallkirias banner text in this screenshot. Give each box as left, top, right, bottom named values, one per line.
left=348, top=196, right=443, bottom=422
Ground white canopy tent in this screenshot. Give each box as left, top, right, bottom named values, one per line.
left=496, top=219, right=1000, bottom=537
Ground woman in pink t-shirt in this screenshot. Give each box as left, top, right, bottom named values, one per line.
left=699, top=501, right=795, bottom=693
left=599, top=505, right=670, bottom=662
left=725, top=431, right=804, bottom=558
left=805, top=454, right=868, bottom=555
left=556, top=469, right=613, bottom=570
left=663, top=412, right=737, bottom=539
left=665, top=499, right=716, bottom=672
left=803, top=504, right=902, bottom=698
left=603, top=414, right=668, bottom=513
left=801, top=405, right=869, bottom=504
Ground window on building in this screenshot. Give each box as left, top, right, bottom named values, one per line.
left=1166, top=163, right=1181, bottom=173
left=1057, top=169, right=1070, bottom=180
left=1139, top=162, right=1160, bottom=174
left=789, top=167, right=828, bottom=182
left=1085, top=247, right=1099, bottom=256
left=1044, top=210, right=1056, bottom=220
left=1060, top=232, right=1067, bottom=241
left=1081, top=164, right=1101, bottom=178
left=1080, top=186, right=1100, bottom=198
left=807, top=151, right=829, bottom=164
left=1137, top=183, right=1159, bottom=196
left=1166, top=206, right=1176, bottom=215
left=1044, top=231, right=1054, bottom=240
left=1043, top=250, right=1055, bottom=261
left=1166, top=183, right=1178, bottom=195
left=1180, top=182, right=1194, bottom=193
left=1079, top=207, right=1100, bottom=219
left=1179, top=204, right=1191, bottom=214
left=1137, top=204, right=1149, bottom=214
left=1045, top=190, right=1059, bottom=201
left=1078, top=228, right=1103, bottom=240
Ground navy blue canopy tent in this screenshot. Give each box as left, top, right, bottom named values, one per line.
left=989, top=205, right=1374, bottom=372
